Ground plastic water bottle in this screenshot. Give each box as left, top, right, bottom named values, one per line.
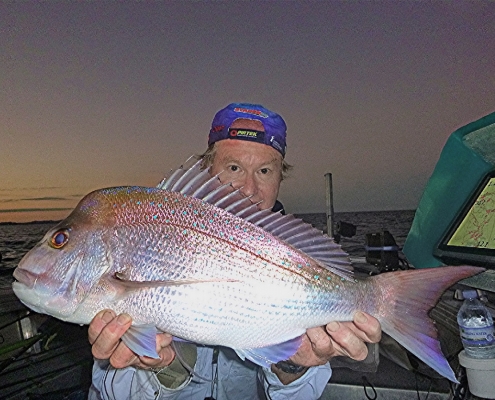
left=457, top=289, right=495, bottom=358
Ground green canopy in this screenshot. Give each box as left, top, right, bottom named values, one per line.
left=403, top=111, right=495, bottom=269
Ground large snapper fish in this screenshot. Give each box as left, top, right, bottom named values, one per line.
left=13, top=159, right=483, bottom=382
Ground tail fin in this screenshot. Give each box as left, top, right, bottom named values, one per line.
left=373, top=265, right=484, bottom=382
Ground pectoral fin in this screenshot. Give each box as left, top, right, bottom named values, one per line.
left=121, top=324, right=160, bottom=359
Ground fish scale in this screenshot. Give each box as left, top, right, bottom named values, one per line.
left=117, top=188, right=356, bottom=346
left=107, top=188, right=332, bottom=291
left=12, top=158, right=485, bottom=381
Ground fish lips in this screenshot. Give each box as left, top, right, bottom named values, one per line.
left=12, top=277, right=77, bottom=318
left=12, top=266, right=79, bottom=319
left=13, top=268, right=37, bottom=289
left=12, top=279, right=46, bottom=314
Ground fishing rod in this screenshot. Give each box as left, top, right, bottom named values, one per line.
left=0, top=333, right=46, bottom=374
left=0, top=315, right=62, bottom=374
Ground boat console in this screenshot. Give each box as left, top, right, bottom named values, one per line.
left=403, top=111, right=495, bottom=292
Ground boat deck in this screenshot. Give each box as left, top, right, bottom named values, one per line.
left=1, top=269, right=493, bottom=399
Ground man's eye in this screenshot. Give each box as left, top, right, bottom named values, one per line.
left=229, top=166, right=239, bottom=172
left=260, top=168, right=269, bottom=174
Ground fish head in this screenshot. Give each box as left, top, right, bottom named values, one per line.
left=12, top=189, right=115, bottom=321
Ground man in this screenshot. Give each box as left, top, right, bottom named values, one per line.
left=88, top=103, right=382, bottom=399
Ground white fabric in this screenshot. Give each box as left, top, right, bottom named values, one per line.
left=89, top=346, right=332, bottom=400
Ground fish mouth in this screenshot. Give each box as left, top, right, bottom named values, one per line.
left=13, top=268, right=38, bottom=289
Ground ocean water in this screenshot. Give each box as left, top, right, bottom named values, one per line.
left=296, top=210, right=416, bottom=258
left=0, top=223, right=55, bottom=270
left=0, top=210, right=415, bottom=271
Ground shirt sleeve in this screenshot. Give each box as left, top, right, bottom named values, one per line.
left=88, top=358, right=193, bottom=400
left=258, top=364, right=332, bottom=400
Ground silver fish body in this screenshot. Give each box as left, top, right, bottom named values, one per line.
left=14, top=186, right=365, bottom=347
left=12, top=160, right=484, bottom=381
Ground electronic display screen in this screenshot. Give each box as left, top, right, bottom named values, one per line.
left=435, top=171, right=495, bottom=268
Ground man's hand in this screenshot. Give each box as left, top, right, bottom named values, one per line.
left=294, top=311, right=381, bottom=365
left=88, top=310, right=175, bottom=370
left=272, top=312, right=381, bottom=384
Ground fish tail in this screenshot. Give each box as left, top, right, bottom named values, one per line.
left=372, top=265, right=484, bottom=382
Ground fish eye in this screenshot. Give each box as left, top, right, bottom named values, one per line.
left=50, top=230, right=69, bottom=249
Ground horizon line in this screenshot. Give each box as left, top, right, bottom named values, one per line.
left=0, top=208, right=73, bottom=213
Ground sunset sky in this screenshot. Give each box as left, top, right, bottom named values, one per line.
left=1, top=1, right=495, bottom=223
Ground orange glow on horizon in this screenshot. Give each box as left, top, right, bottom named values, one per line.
left=0, top=209, right=72, bottom=224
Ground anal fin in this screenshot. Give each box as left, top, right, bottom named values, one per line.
left=234, top=335, right=303, bottom=368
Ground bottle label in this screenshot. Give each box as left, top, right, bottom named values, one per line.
left=459, top=325, right=495, bottom=346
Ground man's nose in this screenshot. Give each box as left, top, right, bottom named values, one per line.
left=236, top=174, right=257, bottom=198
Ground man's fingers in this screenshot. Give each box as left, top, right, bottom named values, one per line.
left=140, top=333, right=175, bottom=368
left=110, top=332, right=176, bottom=370
left=325, top=321, right=368, bottom=360
left=91, top=313, right=132, bottom=360
left=289, top=327, right=336, bottom=366
left=89, top=310, right=177, bottom=370
left=88, top=309, right=116, bottom=344
left=110, top=341, right=140, bottom=369
left=139, top=344, right=176, bottom=369
left=156, top=332, right=173, bottom=347
left=352, top=312, right=382, bottom=343
left=306, top=326, right=333, bottom=356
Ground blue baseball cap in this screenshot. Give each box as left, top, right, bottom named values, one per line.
left=208, top=103, right=287, bottom=157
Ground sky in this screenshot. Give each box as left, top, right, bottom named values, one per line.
left=1, top=1, right=495, bottom=223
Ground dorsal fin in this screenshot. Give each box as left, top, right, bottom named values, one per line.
left=157, top=157, right=354, bottom=278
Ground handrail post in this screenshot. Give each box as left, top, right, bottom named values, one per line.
left=325, top=173, right=335, bottom=238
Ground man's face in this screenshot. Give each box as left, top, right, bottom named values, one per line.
left=209, top=119, right=283, bottom=210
